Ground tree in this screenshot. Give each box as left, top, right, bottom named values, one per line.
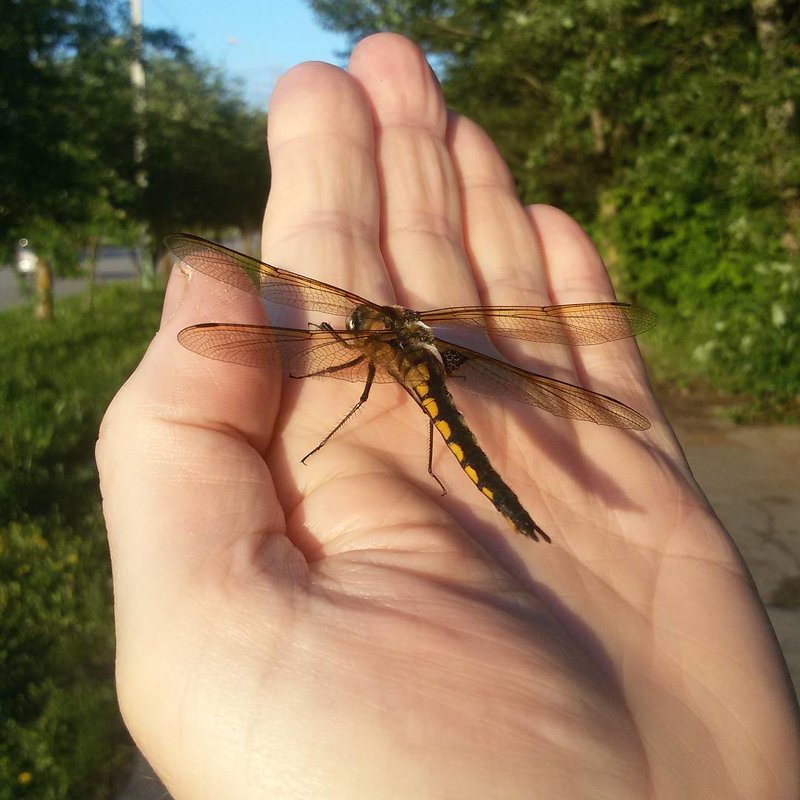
left=309, top=0, right=800, bottom=414
left=1, top=0, right=269, bottom=318
left=0, top=0, right=137, bottom=241
left=0, top=0, right=136, bottom=317
left=142, top=54, right=269, bottom=252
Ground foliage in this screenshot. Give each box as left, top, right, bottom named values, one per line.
left=0, top=0, right=103, bottom=236
left=309, top=0, right=800, bottom=416
left=142, top=54, right=269, bottom=248
left=0, top=1, right=133, bottom=258
left=0, top=285, right=163, bottom=798
left=1, top=0, right=269, bottom=277
left=0, top=518, right=129, bottom=800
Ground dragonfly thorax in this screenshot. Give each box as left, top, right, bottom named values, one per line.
left=347, top=303, right=442, bottom=365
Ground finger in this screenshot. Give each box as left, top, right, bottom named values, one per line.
left=447, top=115, right=575, bottom=379
left=449, top=115, right=550, bottom=304
left=262, top=61, right=391, bottom=307
left=529, top=204, right=654, bottom=394
left=347, top=34, right=478, bottom=309
left=530, top=204, right=618, bottom=304
left=258, top=60, right=414, bottom=520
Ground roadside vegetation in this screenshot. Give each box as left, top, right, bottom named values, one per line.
left=1, top=0, right=268, bottom=318
left=0, top=285, right=162, bottom=798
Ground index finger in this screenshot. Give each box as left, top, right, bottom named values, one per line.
left=262, top=61, right=392, bottom=306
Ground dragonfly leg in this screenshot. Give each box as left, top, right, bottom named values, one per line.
left=290, top=353, right=365, bottom=380
left=427, top=420, right=447, bottom=496
left=301, top=361, right=376, bottom=463
left=291, top=322, right=364, bottom=379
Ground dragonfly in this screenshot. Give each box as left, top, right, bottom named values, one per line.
left=169, top=234, right=656, bottom=543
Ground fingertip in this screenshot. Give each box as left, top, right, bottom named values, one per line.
left=268, top=60, right=370, bottom=148
left=447, top=113, right=516, bottom=193
left=348, top=33, right=445, bottom=131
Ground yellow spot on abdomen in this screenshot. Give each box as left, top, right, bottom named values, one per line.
left=434, top=419, right=452, bottom=439
left=464, top=465, right=479, bottom=484
left=448, top=441, right=464, bottom=461
left=481, top=486, right=494, bottom=500
left=414, top=383, right=429, bottom=397
left=421, top=396, right=439, bottom=418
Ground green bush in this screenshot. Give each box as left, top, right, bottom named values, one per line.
left=594, top=151, right=800, bottom=419
left=0, top=285, right=162, bottom=799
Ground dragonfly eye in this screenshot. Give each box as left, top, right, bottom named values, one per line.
left=348, top=305, right=392, bottom=332
left=346, top=308, right=363, bottom=331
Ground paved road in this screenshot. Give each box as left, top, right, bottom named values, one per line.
left=0, top=247, right=139, bottom=311
left=115, top=414, right=800, bottom=799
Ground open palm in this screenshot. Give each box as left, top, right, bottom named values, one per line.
left=97, top=33, right=798, bottom=800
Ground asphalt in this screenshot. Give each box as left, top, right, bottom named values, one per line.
left=114, top=413, right=800, bottom=798
left=0, top=247, right=139, bottom=311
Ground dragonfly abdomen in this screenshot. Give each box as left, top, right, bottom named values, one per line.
left=406, top=365, right=550, bottom=543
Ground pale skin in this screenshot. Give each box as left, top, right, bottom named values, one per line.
left=97, top=33, right=799, bottom=800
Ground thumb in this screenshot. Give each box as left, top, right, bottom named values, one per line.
left=96, top=251, right=300, bottom=680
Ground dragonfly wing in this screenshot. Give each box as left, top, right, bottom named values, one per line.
left=178, top=324, right=396, bottom=383
left=438, top=340, right=650, bottom=430
left=166, top=233, right=372, bottom=317
left=421, top=302, right=657, bottom=345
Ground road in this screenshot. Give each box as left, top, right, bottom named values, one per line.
left=0, top=246, right=139, bottom=311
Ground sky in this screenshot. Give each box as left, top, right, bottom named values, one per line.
left=143, top=0, right=353, bottom=109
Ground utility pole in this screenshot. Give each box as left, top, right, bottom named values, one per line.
left=130, top=0, right=147, bottom=187
left=129, top=0, right=155, bottom=288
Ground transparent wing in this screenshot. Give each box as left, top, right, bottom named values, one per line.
left=166, top=233, right=372, bottom=317
left=421, top=302, right=657, bottom=345
left=167, top=236, right=658, bottom=347
left=177, top=324, right=397, bottom=383
left=438, top=340, right=650, bottom=430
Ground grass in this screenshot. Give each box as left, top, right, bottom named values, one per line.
left=0, top=284, right=162, bottom=800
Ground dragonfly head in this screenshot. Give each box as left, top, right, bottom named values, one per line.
left=347, top=304, right=406, bottom=333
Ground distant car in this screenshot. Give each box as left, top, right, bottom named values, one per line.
left=15, top=239, right=39, bottom=274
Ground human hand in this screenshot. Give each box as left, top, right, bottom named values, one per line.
left=97, top=33, right=799, bottom=799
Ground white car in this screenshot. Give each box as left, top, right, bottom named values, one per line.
left=15, top=239, right=39, bottom=274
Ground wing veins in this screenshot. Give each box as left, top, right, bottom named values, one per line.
left=177, top=323, right=395, bottom=383
left=438, top=339, right=650, bottom=430
left=166, top=233, right=373, bottom=316
left=421, top=302, right=657, bottom=345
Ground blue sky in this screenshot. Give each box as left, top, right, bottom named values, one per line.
left=143, top=0, right=353, bottom=108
